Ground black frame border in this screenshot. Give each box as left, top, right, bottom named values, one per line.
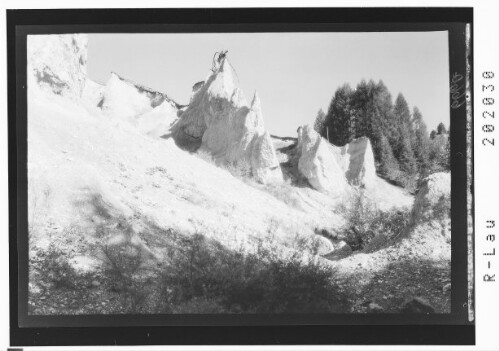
left=7, top=7, right=474, bottom=346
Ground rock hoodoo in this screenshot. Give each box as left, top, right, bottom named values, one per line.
left=172, top=56, right=282, bottom=183
left=297, top=125, right=348, bottom=196
left=296, top=125, right=377, bottom=195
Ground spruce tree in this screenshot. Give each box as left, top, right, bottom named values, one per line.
left=411, top=107, right=430, bottom=174
left=370, top=81, right=395, bottom=163
left=313, top=108, right=326, bottom=135
left=323, top=83, right=353, bottom=145
left=437, top=122, right=447, bottom=135
left=393, top=93, right=417, bottom=173
left=348, top=80, right=395, bottom=167
left=378, top=133, right=399, bottom=176
left=349, top=80, right=372, bottom=140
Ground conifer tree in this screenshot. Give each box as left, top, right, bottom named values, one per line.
left=392, top=93, right=417, bottom=173
left=313, top=108, right=326, bottom=135
left=378, top=133, right=399, bottom=176
left=437, top=122, right=447, bottom=135
left=411, top=107, right=430, bottom=173
left=323, top=83, right=353, bottom=145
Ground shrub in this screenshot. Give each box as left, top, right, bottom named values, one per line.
left=101, top=227, right=149, bottom=313
left=102, top=243, right=149, bottom=313
left=42, top=247, right=81, bottom=289
left=159, top=233, right=348, bottom=313
left=339, top=191, right=411, bottom=251
left=380, top=169, right=418, bottom=194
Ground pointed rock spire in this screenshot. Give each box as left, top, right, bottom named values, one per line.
left=173, top=53, right=282, bottom=184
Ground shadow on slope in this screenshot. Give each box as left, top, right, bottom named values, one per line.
left=29, top=191, right=352, bottom=315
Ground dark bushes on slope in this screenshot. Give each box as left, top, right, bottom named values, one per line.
left=159, top=233, right=349, bottom=313
left=32, top=224, right=350, bottom=314
left=339, top=192, right=411, bottom=251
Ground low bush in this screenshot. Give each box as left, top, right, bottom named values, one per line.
left=339, top=191, right=411, bottom=251
left=159, top=233, right=348, bottom=313
left=380, top=169, right=418, bottom=194
left=38, top=246, right=89, bottom=290
left=101, top=241, right=149, bottom=313
left=34, top=222, right=350, bottom=314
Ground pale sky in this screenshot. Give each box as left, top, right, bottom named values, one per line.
left=88, top=32, right=449, bottom=137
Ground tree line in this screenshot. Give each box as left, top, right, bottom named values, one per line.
left=313, top=80, right=450, bottom=191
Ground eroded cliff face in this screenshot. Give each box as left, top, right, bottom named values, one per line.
left=172, top=58, right=282, bottom=183
left=28, top=34, right=88, bottom=96
left=297, top=125, right=377, bottom=195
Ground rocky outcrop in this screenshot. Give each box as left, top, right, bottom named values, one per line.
left=135, top=101, right=179, bottom=138
left=172, top=57, right=282, bottom=183
left=82, top=79, right=105, bottom=107
left=28, top=34, right=88, bottom=96
left=101, top=72, right=179, bottom=120
left=296, top=125, right=376, bottom=194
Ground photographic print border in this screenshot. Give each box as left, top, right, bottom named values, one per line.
left=8, top=7, right=474, bottom=346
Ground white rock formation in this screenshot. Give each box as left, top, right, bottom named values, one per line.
left=135, top=101, right=179, bottom=138
left=101, top=72, right=178, bottom=120
left=82, top=79, right=105, bottom=107
left=27, top=34, right=88, bottom=96
left=172, top=58, right=282, bottom=183
left=297, top=125, right=348, bottom=196
left=297, top=125, right=377, bottom=195
left=340, top=136, right=377, bottom=187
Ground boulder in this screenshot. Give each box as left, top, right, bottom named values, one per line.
left=296, top=126, right=376, bottom=194
left=172, top=57, right=282, bottom=183
left=311, top=235, right=335, bottom=256
left=400, top=297, right=435, bottom=314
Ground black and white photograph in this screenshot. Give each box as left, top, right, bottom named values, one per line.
left=26, top=30, right=453, bottom=316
